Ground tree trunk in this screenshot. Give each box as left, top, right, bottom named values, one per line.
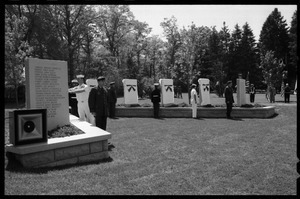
left=15, top=83, right=19, bottom=109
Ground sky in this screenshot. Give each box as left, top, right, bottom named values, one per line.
left=129, top=5, right=297, bottom=42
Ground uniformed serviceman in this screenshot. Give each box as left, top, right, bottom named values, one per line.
left=151, top=83, right=161, bottom=118
left=249, top=83, right=256, bottom=103
left=88, top=76, right=109, bottom=130
left=69, top=74, right=92, bottom=122
left=108, top=82, right=117, bottom=118
left=224, top=80, right=234, bottom=119
left=69, top=79, right=79, bottom=117
left=190, top=84, right=198, bottom=119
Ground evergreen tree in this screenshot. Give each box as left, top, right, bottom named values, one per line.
left=259, top=8, right=289, bottom=63
left=240, top=22, right=263, bottom=88
left=288, top=10, right=297, bottom=88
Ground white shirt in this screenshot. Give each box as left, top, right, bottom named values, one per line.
left=74, top=84, right=89, bottom=102
left=191, top=88, right=197, bottom=104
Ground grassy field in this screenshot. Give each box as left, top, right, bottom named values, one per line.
left=4, top=93, right=298, bottom=195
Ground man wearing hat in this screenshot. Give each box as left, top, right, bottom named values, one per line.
left=108, top=82, right=117, bottom=118
left=190, top=84, right=198, bottom=119
left=69, top=79, right=79, bottom=117
left=284, top=83, right=291, bottom=103
left=224, top=80, right=234, bottom=119
left=88, top=76, right=109, bottom=130
left=69, top=74, right=92, bottom=122
left=249, top=83, right=256, bottom=103
left=151, top=83, right=161, bottom=118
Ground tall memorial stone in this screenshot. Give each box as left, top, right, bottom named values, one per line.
left=198, top=78, right=211, bottom=105
left=236, top=78, right=247, bottom=106
left=122, top=79, right=138, bottom=104
left=159, top=79, right=174, bottom=106
left=25, top=58, right=69, bottom=131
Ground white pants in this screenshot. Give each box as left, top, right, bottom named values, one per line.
left=191, top=102, right=197, bottom=118
left=77, top=101, right=92, bottom=123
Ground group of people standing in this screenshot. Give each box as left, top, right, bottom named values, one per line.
left=68, top=75, right=117, bottom=131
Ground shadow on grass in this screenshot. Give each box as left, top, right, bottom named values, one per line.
left=268, top=113, right=279, bottom=119
left=5, top=154, right=114, bottom=174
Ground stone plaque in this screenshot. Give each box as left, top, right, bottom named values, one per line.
left=237, top=78, right=247, bottom=106
left=122, top=79, right=138, bottom=104
left=198, top=78, right=211, bottom=105
left=25, top=58, right=69, bottom=131
left=159, top=79, right=174, bottom=106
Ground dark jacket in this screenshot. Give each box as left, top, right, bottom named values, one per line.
left=88, top=86, right=109, bottom=116
left=108, top=87, right=117, bottom=104
left=151, top=89, right=161, bottom=103
left=225, top=85, right=234, bottom=104
left=284, top=86, right=291, bottom=94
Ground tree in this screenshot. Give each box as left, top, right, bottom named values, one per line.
left=219, top=22, right=231, bottom=81
left=259, top=8, right=289, bottom=63
left=160, top=16, right=182, bottom=78
left=95, top=5, right=135, bottom=68
left=240, top=22, right=262, bottom=88
left=227, top=24, right=243, bottom=81
left=5, top=7, right=33, bottom=108
left=288, top=10, right=297, bottom=88
left=259, top=50, right=285, bottom=89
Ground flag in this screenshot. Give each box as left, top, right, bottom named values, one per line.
left=280, top=81, right=285, bottom=97
left=245, top=71, right=250, bottom=93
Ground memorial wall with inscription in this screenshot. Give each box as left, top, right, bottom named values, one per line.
left=25, top=58, right=69, bottom=131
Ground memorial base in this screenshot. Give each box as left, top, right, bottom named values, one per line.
left=5, top=115, right=111, bottom=168
left=115, top=106, right=276, bottom=118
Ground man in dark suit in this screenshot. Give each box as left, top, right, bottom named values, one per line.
left=284, top=83, right=291, bottom=103
left=249, top=84, right=256, bottom=103
left=224, top=80, right=234, bottom=119
left=108, top=82, right=117, bottom=118
left=88, top=76, right=109, bottom=130
left=151, top=83, right=161, bottom=118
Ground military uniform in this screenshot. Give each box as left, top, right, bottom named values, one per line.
left=284, top=84, right=291, bottom=103
left=151, top=84, right=161, bottom=118
left=249, top=84, right=256, bottom=103
left=224, top=81, right=234, bottom=118
left=190, top=84, right=198, bottom=118
left=108, top=82, right=117, bottom=118
left=69, top=75, right=92, bottom=122
left=88, top=77, right=109, bottom=130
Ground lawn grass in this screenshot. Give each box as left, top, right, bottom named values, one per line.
left=4, top=93, right=298, bottom=195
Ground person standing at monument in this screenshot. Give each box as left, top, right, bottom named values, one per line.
left=284, top=83, right=291, bottom=103
left=224, top=80, right=234, bottom=119
left=249, top=84, right=256, bottom=103
left=177, top=85, right=182, bottom=99
left=190, top=84, right=198, bottom=119
left=69, top=75, right=91, bottom=122
left=269, top=84, right=276, bottom=103
left=89, top=76, right=109, bottom=130
left=151, top=83, right=161, bottom=118
left=69, top=79, right=79, bottom=117
left=108, top=82, right=117, bottom=118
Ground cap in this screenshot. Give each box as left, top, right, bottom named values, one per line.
left=71, top=79, right=78, bottom=83
left=76, top=74, right=84, bottom=79
left=251, top=83, right=254, bottom=86
left=110, top=82, right=115, bottom=85
left=227, top=80, right=232, bottom=84
left=154, top=83, right=159, bottom=86
left=191, top=84, right=196, bottom=88
left=97, top=76, right=105, bottom=81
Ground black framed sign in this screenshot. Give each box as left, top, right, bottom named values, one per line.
left=9, top=109, right=47, bottom=146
